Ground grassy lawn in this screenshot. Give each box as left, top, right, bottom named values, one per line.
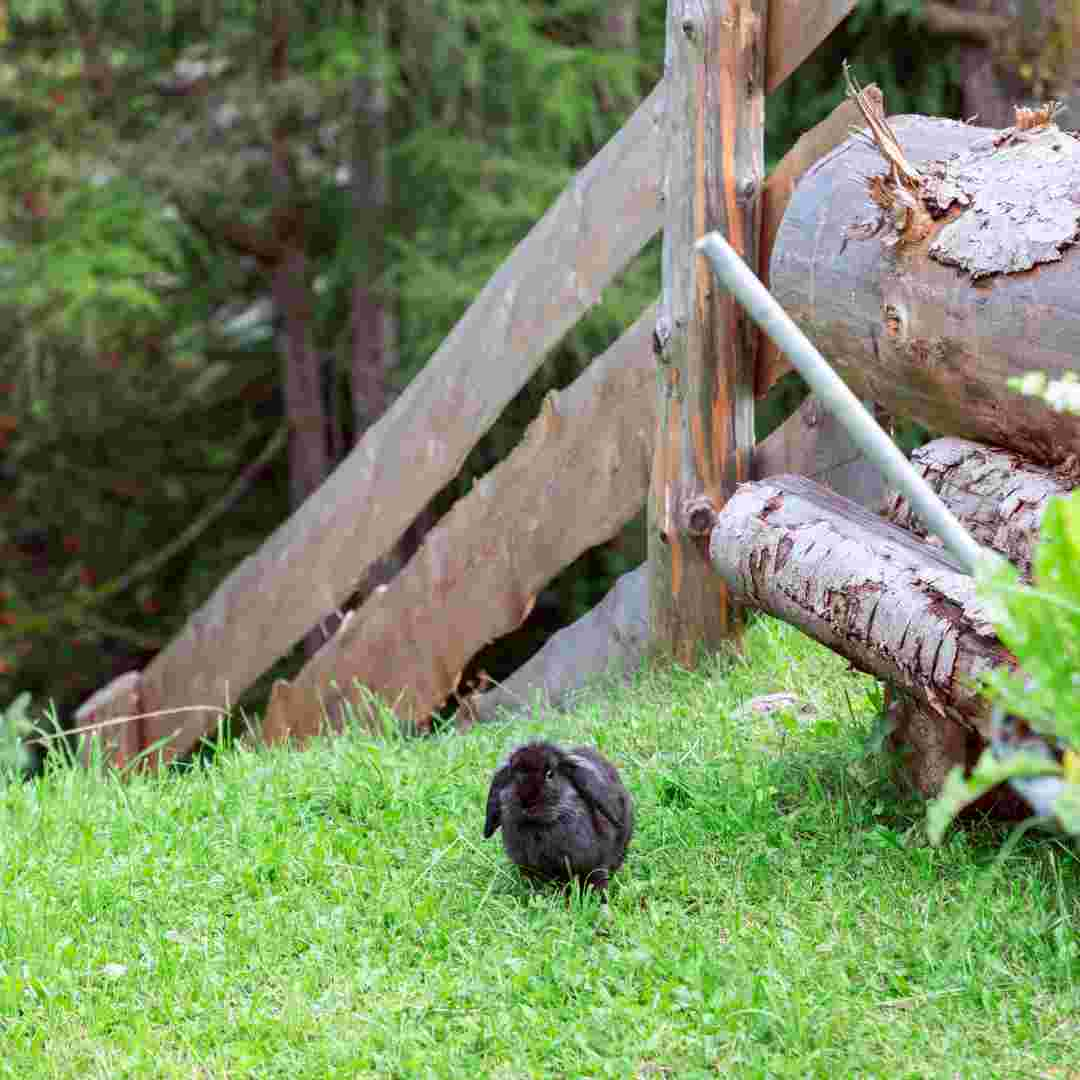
left=2, top=616, right=1078, bottom=1078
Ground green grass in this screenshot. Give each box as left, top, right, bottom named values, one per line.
left=2, top=616, right=1079, bottom=1078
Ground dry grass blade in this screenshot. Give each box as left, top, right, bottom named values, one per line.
left=843, top=61, right=922, bottom=185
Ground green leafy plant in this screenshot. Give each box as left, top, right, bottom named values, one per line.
left=928, top=490, right=1080, bottom=842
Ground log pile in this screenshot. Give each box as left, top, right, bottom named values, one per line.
left=703, top=457, right=1077, bottom=808
left=751, top=99, right=1080, bottom=807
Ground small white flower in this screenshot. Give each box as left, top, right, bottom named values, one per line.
left=1015, top=371, right=1047, bottom=397
left=1046, top=377, right=1080, bottom=415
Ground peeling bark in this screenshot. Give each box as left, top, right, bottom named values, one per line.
left=709, top=475, right=1015, bottom=735
left=262, top=306, right=657, bottom=741
left=884, top=437, right=1079, bottom=579
left=771, top=114, right=1080, bottom=469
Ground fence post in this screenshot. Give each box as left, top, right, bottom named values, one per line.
left=648, top=0, right=764, bottom=665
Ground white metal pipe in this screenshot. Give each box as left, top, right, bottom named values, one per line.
left=696, top=230, right=995, bottom=576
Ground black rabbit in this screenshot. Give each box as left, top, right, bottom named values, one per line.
left=483, top=741, right=634, bottom=894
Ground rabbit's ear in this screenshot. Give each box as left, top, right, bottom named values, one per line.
left=483, top=763, right=511, bottom=838
left=561, top=753, right=623, bottom=827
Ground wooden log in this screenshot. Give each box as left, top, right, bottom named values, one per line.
left=649, top=0, right=763, bottom=665
left=771, top=114, right=1080, bottom=468
left=884, top=437, right=1079, bottom=579
left=708, top=474, right=1014, bottom=736
left=884, top=691, right=1034, bottom=815
left=73, top=671, right=142, bottom=769
left=261, top=305, right=657, bottom=740
left=766, top=0, right=855, bottom=93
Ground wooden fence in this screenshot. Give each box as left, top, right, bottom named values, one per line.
left=74, top=0, right=1080, bottom=803
left=76, top=0, right=857, bottom=765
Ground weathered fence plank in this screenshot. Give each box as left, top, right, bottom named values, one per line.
left=753, top=392, right=890, bottom=510
left=767, top=0, right=855, bottom=92
left=649, top=0, right=764, bottom=666
left=461, top=564, right=651, bottom=726
left=260, top=305, right=657, bottom=742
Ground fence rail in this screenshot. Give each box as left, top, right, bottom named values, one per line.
left=76, top=0, right=859, bottom=766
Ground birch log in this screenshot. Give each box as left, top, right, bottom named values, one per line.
left=771, top=115, right=1080, bottom=468
left=884, top=437, right=1080, bottom=579
left=708, top=475, right=1014, bottom=736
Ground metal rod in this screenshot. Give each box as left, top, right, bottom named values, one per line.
left=696, top=230, right=993, bottom=576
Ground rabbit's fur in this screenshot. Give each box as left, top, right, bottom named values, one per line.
left=483, top=741, right=633, bottom=893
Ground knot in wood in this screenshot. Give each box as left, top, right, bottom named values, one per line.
left=684, top=496, right=719, bottom=536
left=736, top=177, right=758, bottom=204
left=652, top=316, right=672, bottom=358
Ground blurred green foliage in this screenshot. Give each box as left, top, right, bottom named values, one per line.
left=0, top=1, right=964, bottom=735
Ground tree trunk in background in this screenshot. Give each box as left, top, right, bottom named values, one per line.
left=595, top=1, right=638, bottom=111
left=275, top=248, right=330, bottom=511
left=930, top=0, right=1069, bottom=126
left=270, top=6, right=332, bottom=655
left=350, top=1, right=395, bottom=436
left=345, top=1, right=430, bottom=604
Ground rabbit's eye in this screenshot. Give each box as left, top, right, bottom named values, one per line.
left=544, top=767, right=554, bottom=780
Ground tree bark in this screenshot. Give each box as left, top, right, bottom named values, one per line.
left=771, top=114, right=1080, bottom=469
left=268, top=8, right=331, bottom=659
left=349, top=1, right=395, bottom=436
left=708, top=475, right=1014, bottom=736
left=883, top=436, right=1079, bottom=580
left=274, top=248, right=330, bottom=511
left=649, top=0, right=764, bottom=666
